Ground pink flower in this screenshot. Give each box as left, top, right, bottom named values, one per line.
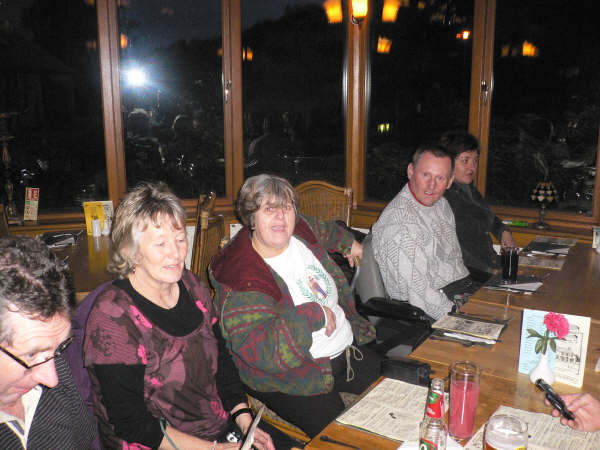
left=130, top=305, right=153, bottom=329
left=122, top=442, right=151, bottom=450
left=137, top=344, right=148, bottom=364
left=149, top=377, right=163, bottom=387
left=544, top=312, right=569, bottom=339
left=210, top=400, right=227, bottom=420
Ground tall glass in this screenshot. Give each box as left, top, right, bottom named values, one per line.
left=501, top=246, right=519, bottom=283
left=449, top=361, right=481, bottom=444
left=484, top=414, right=528, bottom=450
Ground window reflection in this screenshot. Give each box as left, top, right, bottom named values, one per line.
left=366, top=0, right=473, bottom=201
left=242, top=2, right=345, bottom=186
left=0, top=0, right=107, bottom=213
left=118, top=0, right=225, bottom=198
left=488, top=0, right=598, bottom=216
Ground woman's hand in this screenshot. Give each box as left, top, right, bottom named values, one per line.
left=345, top=240, right=363, bottom=268
left=250, top=427, right=275, bottom=450
left=323, top=306, right=337, bottom=336
left=232, top=408, right=275, bottom=450
left=546, top=392, right=600, bottom=432
left=501, top=230, right=516, bottom=248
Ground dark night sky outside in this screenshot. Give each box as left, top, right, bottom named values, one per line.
left=1, top=0, right=320, bottom=45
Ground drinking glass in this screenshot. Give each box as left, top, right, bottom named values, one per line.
left=501, top=246, right=519, bottom=283
left=484, top=414, right=528, bottom=450
left=449, top=361, right=481, bottom=444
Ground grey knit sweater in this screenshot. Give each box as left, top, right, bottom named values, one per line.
left=372, top=184, right=469, bottom=320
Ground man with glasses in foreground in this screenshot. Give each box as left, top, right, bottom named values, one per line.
left=0, top=236, right=97, bottom=449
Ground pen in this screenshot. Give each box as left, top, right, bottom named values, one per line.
left=319, top=435, right=361, bottom=449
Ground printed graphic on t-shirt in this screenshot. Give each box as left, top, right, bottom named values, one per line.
left=297, top=264, right=333, bottom=305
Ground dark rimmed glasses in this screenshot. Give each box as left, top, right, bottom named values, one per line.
left=0, top=336, right=74, bottom=370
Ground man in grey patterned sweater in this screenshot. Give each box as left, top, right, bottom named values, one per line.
left=372, top=145, right=477, bottom=320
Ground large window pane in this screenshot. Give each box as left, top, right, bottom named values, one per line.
left=488, top=0, right=599, bottom=216
left=0, top=0, right=107, bottom=213
left=366, top=0, right=473, bottom=201
left=242, top=1, right=345, bottom=186
left=118, top=0, right=225, bottom=198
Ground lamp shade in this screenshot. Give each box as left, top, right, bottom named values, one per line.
left=352, top=0, right=368, bottom=21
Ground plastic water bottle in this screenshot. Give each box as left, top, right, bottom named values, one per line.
left=419, top=378, right=448, bottom=450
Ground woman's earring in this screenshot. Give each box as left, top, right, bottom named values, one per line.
left=131, top=265, right=136, bottom=274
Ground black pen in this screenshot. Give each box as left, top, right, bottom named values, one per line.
left=319, top=434, right=361, bottom=449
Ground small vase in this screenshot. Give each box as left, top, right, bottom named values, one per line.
left=529, top=351, right=555, bottom=385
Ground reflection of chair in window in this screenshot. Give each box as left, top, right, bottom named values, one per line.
left=0, top=205, right=10, bottom=236
left=190, top=192, right=225, bottom=288
left=295, top=180, right=353, bottom=225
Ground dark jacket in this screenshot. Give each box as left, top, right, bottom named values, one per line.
left=444, top=182, right=508, bottom=275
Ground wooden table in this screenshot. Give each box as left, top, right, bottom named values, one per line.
left=470, top=243, right=600, bottom=322
left=53, top=232, right=112, bottom=302
left=306, top=243, right=600, bottom=449
left=411, top=302, right=600, bottom=395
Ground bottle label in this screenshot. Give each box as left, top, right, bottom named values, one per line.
left=420, top=438, right=439, bottom=450
left=426, top=391, right=443, bottom=418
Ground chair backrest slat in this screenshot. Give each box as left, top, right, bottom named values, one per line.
left=295, top=180, right=353, bottom=225
left=190, top=192, right=225, bottom=287
left=0, top=205, right=10, bottom=236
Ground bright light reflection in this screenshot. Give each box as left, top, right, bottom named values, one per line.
left=324, top=0, right=343, bottom=24
left=126, top=68, right=147, bottom=87
left=382, top=0, right=400, bottom=23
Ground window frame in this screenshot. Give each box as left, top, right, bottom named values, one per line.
left=19, top=0, right=600, bottom=235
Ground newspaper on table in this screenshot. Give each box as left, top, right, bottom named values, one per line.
left=432, top=314, right=506, bottom=341
left=335, top=378, right=447, bottom=443
left=464, top=405, right=600, bottom=450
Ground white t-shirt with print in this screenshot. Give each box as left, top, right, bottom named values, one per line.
left=265, top=236, right=353, bottom=359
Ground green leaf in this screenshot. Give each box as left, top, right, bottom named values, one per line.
left=550, top=339, right=557, bottom=353
left=527, top=329, right=543, bottom=338
left=535, top=339, right=543, bottom=354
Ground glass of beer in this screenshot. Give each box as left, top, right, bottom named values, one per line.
left=484, top=414, right=528, bottom=450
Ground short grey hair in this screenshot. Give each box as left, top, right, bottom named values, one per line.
left=0, top=236, right=75, bottom=345
left=412, top=144, right=455, bottom=175
left=108, top=182, right=186, bottom=277
left=236, top=174, right=298, bottom=229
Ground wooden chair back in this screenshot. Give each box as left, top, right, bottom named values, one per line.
left=295, top=180, right=353, bottom=225
left=0, top=204, right=9, bottom=236
left=190, top=192, right=226, bottom=287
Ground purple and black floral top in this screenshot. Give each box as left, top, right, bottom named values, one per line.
left=84, top=270, right=238, bottom=449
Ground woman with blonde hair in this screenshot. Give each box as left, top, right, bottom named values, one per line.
left=83, top=182, right=280, bottom=449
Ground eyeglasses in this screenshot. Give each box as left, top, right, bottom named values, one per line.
left=0, top=336, right=74, bottom=370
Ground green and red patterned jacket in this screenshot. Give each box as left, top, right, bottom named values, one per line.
left=210, top=215, right=375, bottom=396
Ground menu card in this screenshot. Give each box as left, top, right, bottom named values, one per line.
left=83, top=201, right=113, bottom=235
left=336, top=378, right=447, bottom=443
left=518, top=309, right=590, bottom=388
left=465, top=405, right=600, bottom=450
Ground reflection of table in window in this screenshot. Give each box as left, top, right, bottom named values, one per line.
left=53, top=232, right=112, bottom=302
